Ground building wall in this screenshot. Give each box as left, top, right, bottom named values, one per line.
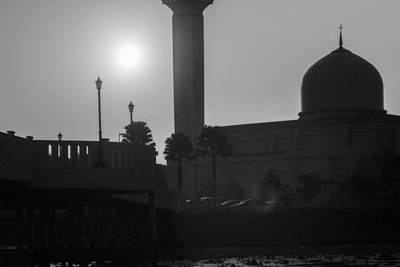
left=167, top=114, right=400, bottom=206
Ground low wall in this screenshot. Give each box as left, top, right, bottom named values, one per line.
left=159, top=207, right=400, bottom=248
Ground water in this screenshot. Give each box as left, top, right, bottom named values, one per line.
left=46, top=245, right=400, bottom=266
left=158, top=245, right=400, bottom=267
left=160, top=253, right=400, bottom=266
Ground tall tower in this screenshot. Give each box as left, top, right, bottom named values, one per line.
left=162, top=0, right=213, bottom=140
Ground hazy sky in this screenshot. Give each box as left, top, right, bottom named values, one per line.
left=0, top=0, right=399, bottom=163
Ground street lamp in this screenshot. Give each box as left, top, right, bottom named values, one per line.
left=128, top=100, right=134, bottom=124
left=57, top=132, right=63, bottom=165
left=194, top=125, right=202, bottom=203
left=95, top=76, right=106, bottom=168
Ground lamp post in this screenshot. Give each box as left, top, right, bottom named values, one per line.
left=57, top=132, right=62, bottom=165
left=128, top=101, right=134, bottom=124
left=95, top=76, right=106, bottom=168
left=194, top=125, right=202, bottom=203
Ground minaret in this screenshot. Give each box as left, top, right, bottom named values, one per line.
left=162, top=0, right=213, bottom=140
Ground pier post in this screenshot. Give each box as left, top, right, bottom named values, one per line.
left=26, top=208, right=34, bottom=267
left=101, top=202, right=112, bottom=247
left=49, top=206, right=56, bottom=248
left=88, top=205, right=100, bottom=247
left=148, top=191, right=159, bottom=264
left=77, top=205, right=85, bottom=248
left=126, top=207, right=136, bottom=246
left=69, top=205, right=85, bottom=248
left=115, top=206, right=128, bottom=247
left=16, top=208, right=23, bottom=250
left=148, top=191, right=157, bottom=242
left=27, top=208, right=34, bottom=248
left=39, top=208, right=49, bottom=248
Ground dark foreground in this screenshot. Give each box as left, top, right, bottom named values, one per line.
left=2, top=207, right=400, bottom=266
left=3, top=243, right=400, bottom=266
left=162, top=207, right=400, bottom=248
left=159, top=253, right=400, bottom=266
left=158, top=244, right=400, bottom=266
left=42, top=244, right=398, bottom=266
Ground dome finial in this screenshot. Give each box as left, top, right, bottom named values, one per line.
left=339, top=24, right=343, bottom=47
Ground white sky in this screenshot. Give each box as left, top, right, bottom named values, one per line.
left=0, top=0, right=399, bottom=163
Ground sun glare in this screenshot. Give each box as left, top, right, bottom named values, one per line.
left=119, top=45, right=140, bottom=68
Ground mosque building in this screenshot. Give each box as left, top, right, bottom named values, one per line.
left=162, top=0, right=400, bottom=205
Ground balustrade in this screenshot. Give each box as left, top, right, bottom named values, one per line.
left=33, top=140, right=155, bottom=171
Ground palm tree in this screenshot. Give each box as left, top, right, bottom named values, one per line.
left=121, top=121, right=154, bottom=146
left=197, top=125, right=231, bottom=207
left=260, top=167, right=282, bottom=200
left=164, top=132, right=193, bottom=192
left=224, top=179, right=244, bottom=200
left=297, top=172, right=325, bottom=205
left=344, top=161, right=380, bottom=205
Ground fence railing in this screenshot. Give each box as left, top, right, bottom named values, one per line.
left=33, top=140, right=156, bottom=171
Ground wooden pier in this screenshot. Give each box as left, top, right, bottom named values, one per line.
left=0, top=132, right=184, bottom=266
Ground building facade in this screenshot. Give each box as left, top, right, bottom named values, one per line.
left=162, top=0, right=400, bottom=206
left=167, top=39, right=400, bottom=206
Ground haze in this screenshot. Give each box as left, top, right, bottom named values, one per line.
left=0, top=0, right=399, bottom=163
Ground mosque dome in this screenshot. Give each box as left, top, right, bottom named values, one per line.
left=299, top=33, right=385, bottom=119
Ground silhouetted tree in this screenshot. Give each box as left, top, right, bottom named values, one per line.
left=224, top=179, right=245, bottom=200
left=344, top=161, right=380, bottom=204
left=164, top=132, right=193, bottom=192
left=121, top=121, right=154, bottom=146
left=297, top=172, right=325, bottom=205
left=378, top=156, right=400, bottom=206
left=198, top=176, right=221, bottom=199
left=197, top=125, right=232, bottom=207
left=281, top=185, right=296, bottom=206
left=260, top=167, right=282, bottom=200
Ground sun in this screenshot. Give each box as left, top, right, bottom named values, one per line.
left=118, top=45, right=140, bottom=68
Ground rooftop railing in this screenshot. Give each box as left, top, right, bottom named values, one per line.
left=33, top=140, right=156, bottom=171
left=0, top=132, right=185, bottom=212
left=0, top=132, right=156, bottom=172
